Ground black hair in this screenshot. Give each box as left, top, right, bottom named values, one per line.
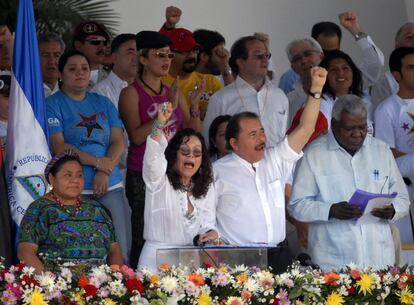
left=58, top=49, right=90, bottom=73
left=111, top=33, right=136, bottom=53
left=193, top=29, right=225, bottom=61
left=229, top=36, right=260, bottom=75
left=225, top=112, right=259, bottom=150
left=320, top=50, right=363, bottom=98
left=48, top=155, right=82, bottom=179
left=165, top=128, right=213, bottom=199
left=389, top=47, right=414, bottom=73
left=208, top=115, right=231, bottom=157
left=311, top=21, right=342, bottom=44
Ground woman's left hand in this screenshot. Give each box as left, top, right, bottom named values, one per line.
left=198, top=230, right=223, bottom=245
left=190, top=77, right=206, bottom=108
left=92, top=171, right=109, bottom=198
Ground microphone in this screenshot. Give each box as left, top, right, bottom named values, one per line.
left=296, top=253, right=320, bottom=270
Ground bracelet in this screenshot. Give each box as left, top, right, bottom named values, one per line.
left=190, top=108, right=201, bottom=118
left=154, top=119, right=165, bottom=129
left=95, top=157, right=101, bottom=170
left=151, top=119, right=165, bottom=139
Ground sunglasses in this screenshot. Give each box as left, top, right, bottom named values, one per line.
left=172, top=48, right=200, bottom=55
left=154, top=51, right=174, bottom=59
left=85, top=39, right=108, bottom=46
left=179, top=146, right=202, bottom=157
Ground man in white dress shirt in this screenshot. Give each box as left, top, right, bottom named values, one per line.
left=375, top=47, right=414, bottom=244
left=214, top=66, right=327, bottom=273
left=38, top=34, right=65, bottom=98
left=203, top=35, right=289, bottom=147
left=289, top=95, right=409, bottom=271
left=92, top=33, right=137, bottom=108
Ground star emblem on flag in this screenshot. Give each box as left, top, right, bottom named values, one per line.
left=75, top=113, right=103, bottom=137
left=407, top=112, right=414, bottom=133
left=402, top=122, right=410, bottom=131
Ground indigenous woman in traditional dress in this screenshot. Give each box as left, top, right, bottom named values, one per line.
left=138, top=102, right=219, bottom=272
left=46, top=50, right=131, bottom=263
left=18, top=150, right=123, bottom=274
left=118, top=31, right=203, bottom=267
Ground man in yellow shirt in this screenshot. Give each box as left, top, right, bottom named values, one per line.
left=161, top=28, right=223, bottom=119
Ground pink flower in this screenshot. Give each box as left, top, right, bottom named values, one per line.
left=121, top=265, right=136, bottom=280
left=5, top=283, right=23, bottom=299
left=241, top=291, right=252, bottom=300
left=1, top=290, right=17, bottom=305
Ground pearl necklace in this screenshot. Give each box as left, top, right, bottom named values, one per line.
left=50, top=192, right=82, bottom=216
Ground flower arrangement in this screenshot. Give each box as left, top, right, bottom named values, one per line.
left=1, top=257, right=414, bottom=305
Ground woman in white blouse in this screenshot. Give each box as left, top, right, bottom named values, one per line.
left=138, top=102, right=219, bottom=271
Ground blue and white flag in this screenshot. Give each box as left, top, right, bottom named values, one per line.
left=6, top=0, right=50, bottom=226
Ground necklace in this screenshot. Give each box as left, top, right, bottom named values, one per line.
left=235, top=80, right=269, bottom=114
left=179, top=182, right=194, bottom=193
left=139, top=75, right=164, bottom=96
left=50, top=191, right=82, bottom=215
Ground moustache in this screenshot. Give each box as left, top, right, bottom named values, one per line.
left=96, top=50, right=105, bottom=56
left=183, top=58, right=196, bottom=65
left=255, top=142, right=266, bottom=151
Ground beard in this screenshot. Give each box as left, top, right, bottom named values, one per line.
left=182, top=58, right=196, bottom=73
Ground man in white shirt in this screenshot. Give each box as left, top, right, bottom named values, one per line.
left=92, top=33, right=137, bottom=108
left=214, top=66, right=327, bottom=273
left=375, top=47, right=414, bottom=243
left=289, top=95, right=409, bottom=271
left=38, top=34, right=65, bottom=98
left=371, top=23, right=414, bottom=111
left=203, top=35, right=289, bottom=147
left=287, top=12, right=384, bottom=123
left=72, top=20, right=110, bottom=88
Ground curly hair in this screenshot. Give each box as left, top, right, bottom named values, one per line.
left=320, top=49, right=363, bottom=98
left=165, top=129, right=213, bottom=199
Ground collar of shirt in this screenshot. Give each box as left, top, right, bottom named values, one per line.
left=107, top=71, right=129, bottom=90
left=231, top=151, right=260, bottom=173
left=235, top=75, right=272, bottom=92
left=43, top=82, right=59, bottom=97
left=327, top=129, right=369, bottom=152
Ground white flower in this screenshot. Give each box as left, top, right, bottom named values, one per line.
left=244, top=278, right=259, bottom=293
left=36, top=272, right=56, bottom=291
left=4, top=272, right=15, bottom=283
left=130, top=294, right=149, bottom=305
left=22, top=266, right=35, bottom=276
left=161, top=276, right=178, bottom=293
left=167, top=296, right=179, bottom=305
left=233, top=265, right=249, bottom=273
left=108, top=279, right=127, bottom=297
left=60, top=268, right=72, bottom=280
left=98, top=287, right=110, bottom=298
left=55, top=277, right=68, bottom=290
left=113, top=272, right=124, bottom=280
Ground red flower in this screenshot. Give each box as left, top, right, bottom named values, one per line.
left=21, top=274, right=39, bottom=287
left=270, top=297, right=280, bottom=305
left=15, top=263, right=25, bottom=271
left=350, top=269, right=361, bottom=280
left=78, top=275, right=89, bottom=288
left=125, top=278, right=144, bottom=294
left=347, top=286, right=356, bottom=295
left=84, top=284, right=98, bottom=297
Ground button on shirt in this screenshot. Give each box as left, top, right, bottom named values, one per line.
left=214, top=137, right=302, bottom=246
left=289, top=131, right=409, bottom=270
left=203, top=76, right=289, bottom=147
left=92, top=71, right=129, bottom=109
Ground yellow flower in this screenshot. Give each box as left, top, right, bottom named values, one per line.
left=356, top=273, right=374, bottom=296
left=197, top=292, right=212, bottom=305
left=74, top=292, right=85, bottom=305
left=400, top=287, right=414, bottom=304
left=24, top=288, right=48, bottom=305
left=236, top=273, right=248, bottom=284
left=150, top=274, right=160, bottom=285
left=104, top=298, right=117, bottom=305
left=218, top=266, right=228, bottom=273
left=326, top=291, right=345, bottom=305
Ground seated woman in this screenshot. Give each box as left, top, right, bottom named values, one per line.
left=18, top=150, right=123, bottom=274
left=208, top=115, right=231, bottom=162
left=46, top=50, right=131, bottom=263
left=138, top=102, right=219, bottom=272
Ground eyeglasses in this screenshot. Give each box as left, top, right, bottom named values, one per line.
left=85, top=39, right=108, bottom=46
left=179, top=146, right=202, bottom=157
left=291, top=50, right=320, bottom=63
left=250, top=53, right=272, bottom=60
left=154, top=51, right=175, bottom=59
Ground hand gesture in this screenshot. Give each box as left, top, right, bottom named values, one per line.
left=157, top=101, right=173, bottom=125
left=198, top=230, right=223, bottom=245
left=96, top=156, right=115, bottom=176
left=92, top=171, right=109, bottom=198
left=254, top=32, right=270, bottom=49
left=329, top=202, right=363, bottom=220
left=371, top=204, right=395, bottom=220
left=190, top=77, right=207, bottom=108
left=165, top=6, right=182, bottom=28
left=309, top=66, right=327, bottom=92
left=338, top=11, right=362, bottom=35
left=213, top=45, right=231, bottom=72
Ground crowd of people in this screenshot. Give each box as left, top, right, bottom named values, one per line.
left=1, top=6, right=414, bottom=274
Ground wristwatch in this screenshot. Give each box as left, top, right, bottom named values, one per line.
left=308, top=91, right=322, bottom=99
left=354, top=32, right=367, bottom=41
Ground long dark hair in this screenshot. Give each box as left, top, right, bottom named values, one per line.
left=165, top=129, right=213, bottom=199
left=320, top=50, right=363, bottom=98
left=208, top=114, right=231, bottom=157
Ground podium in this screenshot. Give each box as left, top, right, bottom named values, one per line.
left=156, top=246, right=268, bottom=269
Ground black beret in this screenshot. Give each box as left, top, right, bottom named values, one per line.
left=135, top=31, right=171, bottom=51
